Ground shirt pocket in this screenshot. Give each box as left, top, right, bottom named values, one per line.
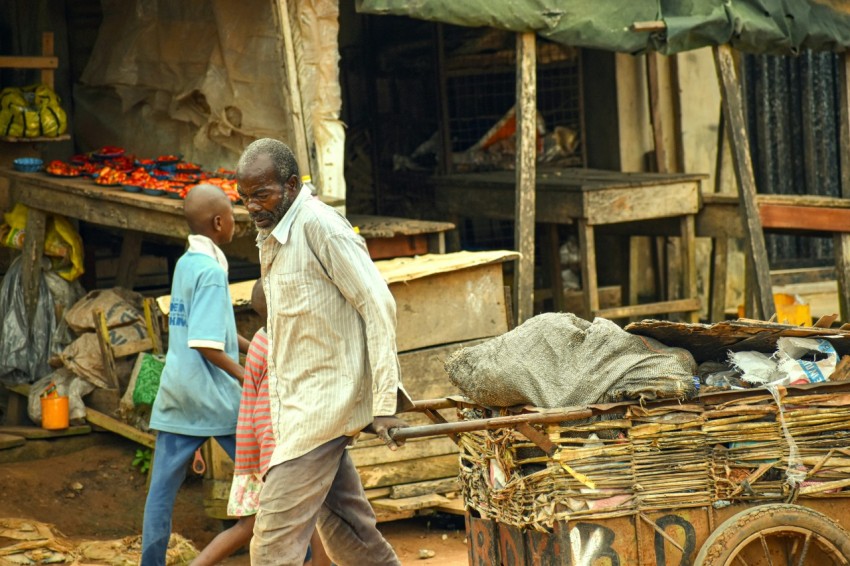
left=270, top=272, right=309, bottom=317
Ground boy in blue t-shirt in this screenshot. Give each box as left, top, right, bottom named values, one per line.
left=141, top=184, right=250, bottom=566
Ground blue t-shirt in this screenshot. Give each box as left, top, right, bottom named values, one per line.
left=150, top=251, right=241, bottom=436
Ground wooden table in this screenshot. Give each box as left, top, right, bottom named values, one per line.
left=348, top=214, right=455, bottom=259
left=698, top=193, right=850, bottom=321
left=0, top=167, right=256, bottom=317
left=431, top=168, right=707, bottom=320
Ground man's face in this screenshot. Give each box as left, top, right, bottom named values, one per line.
left=237, top=154, right=298, bottom=231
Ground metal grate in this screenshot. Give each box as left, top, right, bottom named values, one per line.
left=444, top=41, right=584, bottom=166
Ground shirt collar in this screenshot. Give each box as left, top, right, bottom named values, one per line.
left=268, top=186, right=311, bottom=246
left=187, top=234, right=229, bottom=273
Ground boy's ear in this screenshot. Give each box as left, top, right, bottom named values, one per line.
left=212, top=214, right=222, bottom=232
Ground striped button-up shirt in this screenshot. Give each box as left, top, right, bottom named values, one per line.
left=259, top=187, right=409, bottom=466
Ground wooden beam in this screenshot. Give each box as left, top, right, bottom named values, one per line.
left=85, top=407, right=156, bottom=449
left=514, top=31, right=537, bottom=324
left=631, top=21, right=667, bottom=33
left=646, top=52, right=668, bottom=174
left=713, top=44, right=774, bottom=320
left=594, top=298, right=701, bottom=320
left=710, top=237, right=729, bottom=322
left=272, top=0, right=311, bottom=176
left=759, top=204, right=850, bottom=233
left=836, top=52, right=850, bottom=323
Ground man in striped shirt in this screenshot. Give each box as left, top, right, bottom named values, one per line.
left=237, top=138, right=411, bottom=566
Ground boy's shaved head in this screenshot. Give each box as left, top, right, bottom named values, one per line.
left=184, top=184, right=232, bottom=236
left=251, top=278, right=267, bottom=324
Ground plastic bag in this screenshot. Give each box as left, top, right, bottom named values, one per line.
left=64, top=288, right=143, bottom=335
left=132, top=353, right=165, bottom=406
left=0, top=257, right=57, bottom=385
left=0, top=84, right=67, bottom=138
left=0, top=203, right=85, bottom=282
left=775, top=337, right=838, bottom=384
left=27, top=368, right=94, bottom=424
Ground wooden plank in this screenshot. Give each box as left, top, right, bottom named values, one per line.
left=759, top=204, right=850, bottom=233
left=434, top=497, right=466, bottom=516
left=21, top=207, right=46, bottom=324
left=391, top=264, right=507, bottom=352
left=583, top=182, right=699, bottom=225
left=713, top=44, right=774, bottom=320
left=595, top=298, right=702, bottom=320
left=390, top=477, right=460, bottom=499
left=0, top=425, right=90, bottom=439
left=85, top=407, right=155, bottom=449
left=348, top=436, right=458, bottom=468
left=514, top=31, right=537, bottom=324
left=0, top=433, right=25, bottom=450
left=0, top=134, right=70, bottom=143
left=373, top=508, right=416, bottom=524
left=364, top=487, right=392, bottom=500
left=0, top=56, right=58, bottom=69
left=356, top=453, right=459, bottom=489
left=371, top=493, right=451, bottom=512
left=564, top=285, right=621, bottom=315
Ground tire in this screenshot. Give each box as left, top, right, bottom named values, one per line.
left=695, top=503, right=850, bottom=566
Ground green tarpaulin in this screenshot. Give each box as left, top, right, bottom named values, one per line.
left=357, top=0, right=850, bottom=55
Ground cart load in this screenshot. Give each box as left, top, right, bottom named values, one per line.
left=394, top=317, right=850, bottom=565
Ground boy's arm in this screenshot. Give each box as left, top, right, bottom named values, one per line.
left=195, top=347, right=244, bottom=382
left=237, top=334, right=251, bottom=355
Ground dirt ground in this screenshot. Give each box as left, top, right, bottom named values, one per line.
left=0, top=432, right=469, bottom=565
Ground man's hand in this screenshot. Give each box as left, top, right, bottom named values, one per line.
left=364, top=416, right=409, bottom=451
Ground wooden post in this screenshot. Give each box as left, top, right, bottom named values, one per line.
left=435, top=24, right=453, bottom=176
left=273, top=0, right=312, bottom=176
left=21, top=207, right=47, bottom=324
left=514, top=32, right=536, bottom=324
left=41, top=32, right=54, bottom=89
left=646, top=52, right=668, bottom=174
left=713, top=45, right=775, bottom=320
left=835, top=52, right=850, bottom=323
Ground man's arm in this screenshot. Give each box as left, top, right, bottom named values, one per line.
left=237, top=334, right=251, bottom=355
left=195, top=347, right=244, bottom=382
left=318, top=231, right=406, bottom=421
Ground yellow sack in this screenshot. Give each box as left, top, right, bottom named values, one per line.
left=0, top=204, right=85, bottom=281
left=0, top=85, right=67, bottom=138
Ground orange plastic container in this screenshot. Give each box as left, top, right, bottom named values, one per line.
left=41, top=396, right=69, bottom=430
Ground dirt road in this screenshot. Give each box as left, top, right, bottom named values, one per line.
left=0, top=433, right=468, bottom=565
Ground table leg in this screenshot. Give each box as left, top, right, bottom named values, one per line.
left=427, top=232, right=446, bottom=254
left=710, top=237, right=729, bottom=322
left=115, top=230, right=143, bottom=289
left=578, top=219, right=599, bottom=319
left=21, top=207, right=47, bottom=324
left=680, top=215, right=698, bottom=322
left=546, top=224, right=565, bottom=312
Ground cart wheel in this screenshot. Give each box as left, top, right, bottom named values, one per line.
left=695, top=503, right=850, bottom=566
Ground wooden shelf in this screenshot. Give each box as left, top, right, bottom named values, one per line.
left=0, top=134, right=70, bottom=143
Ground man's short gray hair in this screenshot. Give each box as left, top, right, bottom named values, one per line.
left=237, top=138, right=300, bottom=185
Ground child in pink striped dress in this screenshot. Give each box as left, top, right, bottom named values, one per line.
left=192, top=280, right=328, bottom=565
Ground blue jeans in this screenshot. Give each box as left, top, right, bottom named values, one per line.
left=141, top=431, right=236, bottom=566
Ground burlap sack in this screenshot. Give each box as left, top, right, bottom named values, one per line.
left=64, top=288, right=144, bottom=335
left=445, top=312, right=697, bottom=408
left=60, top=322, right=147, bottom=389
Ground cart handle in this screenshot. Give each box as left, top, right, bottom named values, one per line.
left=389, top=406, right=594, bottom=442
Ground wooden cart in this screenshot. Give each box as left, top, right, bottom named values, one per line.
left=397, top=374, right=850, bottom=564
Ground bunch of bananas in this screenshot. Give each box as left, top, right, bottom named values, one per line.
left=0, top=84, right=67, bottom=138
